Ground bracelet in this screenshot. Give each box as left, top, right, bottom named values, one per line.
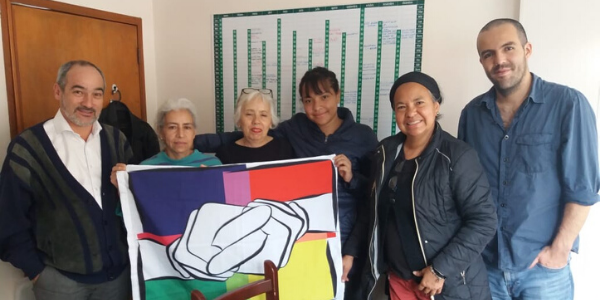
left=429, top=265, right=446, bottom=280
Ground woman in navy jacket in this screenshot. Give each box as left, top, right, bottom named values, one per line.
left=195, top=67, right=378, bottom=245
left=194, top=67, right=378, bottom=299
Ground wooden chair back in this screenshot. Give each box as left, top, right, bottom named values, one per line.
left=191, top=260, right=279, bottom=300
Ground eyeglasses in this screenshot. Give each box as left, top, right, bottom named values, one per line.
left=241, top=88, right=273, bottom=97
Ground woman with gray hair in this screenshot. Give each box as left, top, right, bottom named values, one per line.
left=141, top=98, right=221, bottom=166
left=109, top=98, right=220, bottom=214
left=215, top=88, right=295, bottom=164
left=111, top=98, right=220, bottom=186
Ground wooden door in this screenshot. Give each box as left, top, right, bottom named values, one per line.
left=0, top=0, right=147, bottom=137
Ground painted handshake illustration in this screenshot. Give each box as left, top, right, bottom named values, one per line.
left=167, top=198, right=316, bottom=281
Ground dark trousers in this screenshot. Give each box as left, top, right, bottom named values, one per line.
left=33, top=266, right=130, bottom=300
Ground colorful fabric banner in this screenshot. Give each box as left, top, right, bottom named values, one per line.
left=118, top=156, right=343, bottom=300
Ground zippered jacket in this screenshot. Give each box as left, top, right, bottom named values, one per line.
left=344, top=123, right=496, bottom=300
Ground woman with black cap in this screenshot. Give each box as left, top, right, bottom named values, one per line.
left=341, top=72, right=497, bottom=300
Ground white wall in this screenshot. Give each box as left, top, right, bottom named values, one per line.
left=0, top=1, right=158, bottom=300
left=152, top=0, right=519, bottom=136
left=2, top=0, right=597, bottom=299
left=520, top=1, right=600, bottom=299
left=7, top=0, right=598, bottom=299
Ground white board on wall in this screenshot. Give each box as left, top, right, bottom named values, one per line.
left=213, top=1, right=425, bottom=140
left=520, top=1, right=600, bottom=299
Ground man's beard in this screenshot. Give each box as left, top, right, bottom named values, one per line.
left=63, top=106, right=98, bottom=127
left=488, top=62, right=526, bottom=97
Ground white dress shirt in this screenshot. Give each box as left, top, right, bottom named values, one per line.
left=43, top=110, right=104, bottom=209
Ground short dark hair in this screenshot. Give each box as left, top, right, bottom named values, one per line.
left=56, top=60, right=106, bottom=91
left=480, top=18, right=528, bottom=45
left=298, top=66, right=340, bottom=99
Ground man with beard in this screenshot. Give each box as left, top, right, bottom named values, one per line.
left=458, top=19, right=599, bottom=300
left=0, top=60, right=133, bottom=300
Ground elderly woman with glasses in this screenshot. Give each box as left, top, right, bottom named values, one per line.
left=215, top=88, right=295, bottom=164
left=341, top=72, right=497, bottom=300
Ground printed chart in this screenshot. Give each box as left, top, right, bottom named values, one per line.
left=213, top=1, right=424, bottom=139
